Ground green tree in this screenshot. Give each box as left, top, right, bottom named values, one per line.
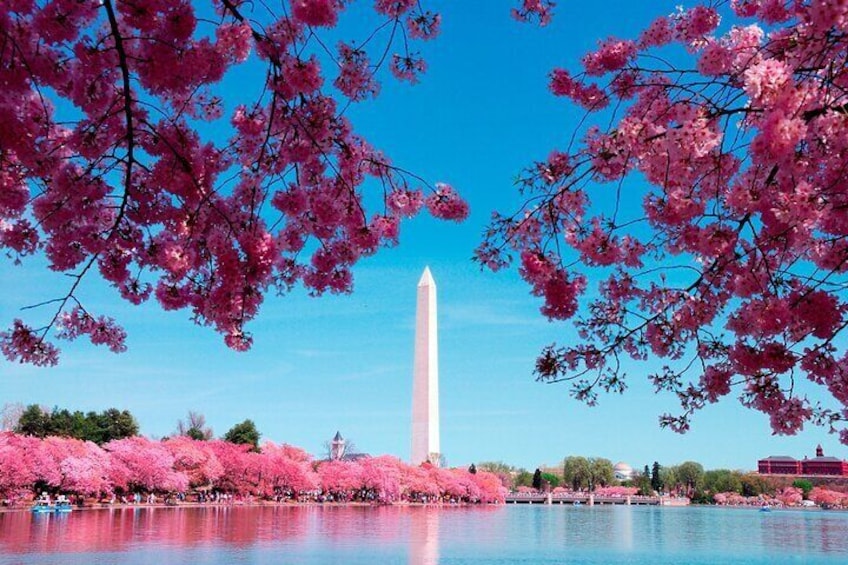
left=541, top=472, right=560, bottom=489
left=69, top=410, right=96, bottom=440
left=532, top=468, right=543, bottom=490
left=563, top=456, right=591, bottom=491
left=792, top=479, right=813, bottom=498
left=740, top=473, right=775, bottom=497
left=633, top=467, right=653, bottom=496
left=588, top=458, right=615, bottom=491
left=651, top=462, right=663, bottom=493
left=15, top=404, right=49, bottom=438
left=95, top=408, right=139, bottom=444
left=659, top=466, right=678, bottom=494
left=478, top=461, right=515, bottom=489
left=702, top=469, right=743, bottom=496
left=675, top=462, right=705, bottom=497
left=46, top=408, right=73, bottom=437
left=224, top=419, right=261, bottom=450
left=477, top=461, right=514, bottom=474
left=514, top=469, right=534, bottom=488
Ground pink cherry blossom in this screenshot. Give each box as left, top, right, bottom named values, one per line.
left=511, top=0, right=556, bottom=27
left=0, top=0, right=461, bottom=364
left=481, top=1, right=848, bottom=443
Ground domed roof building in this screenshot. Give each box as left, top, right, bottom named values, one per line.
left=614, top=462, right=633, bottom=481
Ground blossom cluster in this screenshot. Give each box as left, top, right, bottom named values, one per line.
left=511, top=0, right=556, bottom=27
left=0, top=0, right=463, bottom=364
left=481, top=1, right=848, bottom=442
left=0, top=432, right=505, bottom=504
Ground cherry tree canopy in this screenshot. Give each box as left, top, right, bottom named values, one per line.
left=7, top=1, right=848, bottom=444
left=0, top=0, right=464, bottom=364
left=0, top=431, right=506, bottom=503
left=480, top=0, right=848, bottom=442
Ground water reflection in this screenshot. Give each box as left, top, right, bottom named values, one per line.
left=0, top=506, right=312, bottom=554
left=409, top=507, right=439, bottom=564
left=1, top=506, right=847, bottom=564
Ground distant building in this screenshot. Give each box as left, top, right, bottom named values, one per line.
left=614, top=462, right=634, bottom=481
left=758, top=456, right=801, bottom=475
left=326, top=431, right=369, bottom=462
left=330, top=431, right=346, bottom=461
left=802, top=445, right=848, bottom=476
left=758, top=445, right=848, bottom=477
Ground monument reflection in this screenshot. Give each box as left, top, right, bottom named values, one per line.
left=408, top=507, right=439, bottom=565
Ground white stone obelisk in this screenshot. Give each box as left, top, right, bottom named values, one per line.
left=411, top=266, right=440, bottom=466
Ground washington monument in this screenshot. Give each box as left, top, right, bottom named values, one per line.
left=411, top=266, right=440, bottom=466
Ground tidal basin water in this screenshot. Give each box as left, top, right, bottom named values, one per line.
left=1, top=505, right=847, bottom=564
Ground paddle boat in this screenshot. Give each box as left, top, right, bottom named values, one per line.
left=759, top=504, right=772, bottom=513
left=31, top=501, right=54, bottom=513
left=32, top=494, right=74, bottom=513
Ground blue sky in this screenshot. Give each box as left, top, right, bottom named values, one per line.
left=1, top=0, right=843, bottom=471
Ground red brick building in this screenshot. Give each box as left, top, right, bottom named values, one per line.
left=758, top=446, right=848, bottom=477
left=758, top=455, right=802, bottom=475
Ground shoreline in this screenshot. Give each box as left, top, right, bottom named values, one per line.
left=0, top=500, right=497, bottom=513
left=4, top=501, right=846, bottom=514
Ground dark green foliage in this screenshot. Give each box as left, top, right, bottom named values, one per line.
left=14, top=404, right=138, bottom=444
left=532, top=468, right=543, bottom=490
left=186, top=427, right=207, bottom=441
left=16, top=405, right=50, bottom=438
left=541, top=472, right=560, bottom=488
left=792, top=479, right=813, bottom=498
left=563, top=456, right=591, bottom=491
left=651, top=462, right=663, bottom=492
left=224, top=419, right=261, bottom=450
left=95, top=408, right=139, bottom=444
left=633, top=466, right=653, bottom=496
left=675, top=461, right=705, bottom=495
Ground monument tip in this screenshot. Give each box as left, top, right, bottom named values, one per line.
left=418, top=266, right=435, bottom=286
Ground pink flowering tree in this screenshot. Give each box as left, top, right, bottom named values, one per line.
left=207, top=439, right=256, bottom=494
left=358, top=455, right=403, bottom=503
left=257, top=442, right=317, bottom=498
left=480, top=0, right=848, bottom=442
left=317, top=459, right=363, bottom=500
left=0, top=0, right=465, bottom=365
left=105, top=436, right=188, bottom=493
left=471, top=470, right=508, bottom=503
left=809, top=486, right=847, bottom=508
left=0, top=432, right=38, bottom=501
left=776, top=486, right=803, bottom=507
left=40, top=436, right=112, bottom=495
left=163, top=436, right=223, bottom=488
left=401, top=464, right=440, bottom=501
